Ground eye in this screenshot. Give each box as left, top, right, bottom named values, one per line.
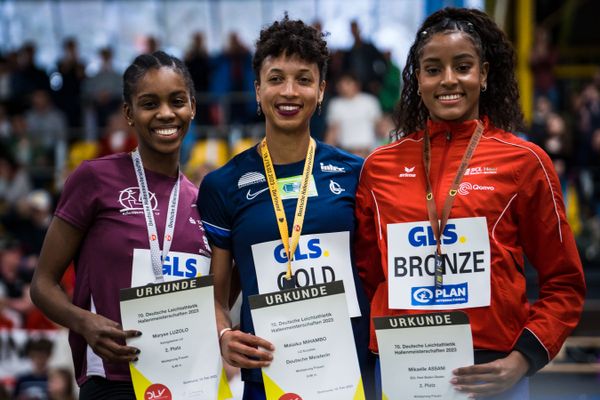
left=424, top=67, right=440, bottom=75
left=298, top=76, right=313, bottom=85
left=456, top=64, right=472, bottom=73
left=172, top=98, right=187, bottom=107
left=140, top=101, right=156, bottom=109
left=268, top=75, right=283, bottom=83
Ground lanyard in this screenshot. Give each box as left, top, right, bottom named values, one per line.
left=131, top=148, right=180, bottom=283
left=422, top=121, right=483, bottom=290
left=260, top=137, right=316, bottom=288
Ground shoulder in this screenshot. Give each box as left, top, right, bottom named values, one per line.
left=482, top=127, right=552, bottom=164
left=200, top=146, right=261, bottom=192
left=316, top=141, right=363, bottom=173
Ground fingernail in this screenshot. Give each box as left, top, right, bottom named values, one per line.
left=136, top=331, right=142, bottom=337
left=450, top=378, right=457, bottom=384
left=133, top=357, right=138, bottom=362
left=135, top=349, right=141, bottom=354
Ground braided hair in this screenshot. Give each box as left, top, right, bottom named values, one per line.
left=253, top=14, right=329, bottom=83
left=393, top=7, right=524, bottom=138
left=123, top=51, right=195, bottom=104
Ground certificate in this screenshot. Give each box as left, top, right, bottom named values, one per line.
left=374, top=311, right=473, bottom=400
left=249, top=281, right=364, bottom=400
left=120, top=276, right=232, bottom=400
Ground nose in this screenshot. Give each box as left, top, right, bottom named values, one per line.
left=441, top=67, right=458, bottom=87
left=281, top=79, right=297, bottom=97
left=156, top=103, right=175, bottom=120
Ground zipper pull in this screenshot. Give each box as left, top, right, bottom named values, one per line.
left=446, top=131, right=451, bottom=141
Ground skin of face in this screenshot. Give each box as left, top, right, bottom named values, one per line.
left=255, top=54, right=325, bottom=136
left=416, top=31, right=489, bottom=123
left=124, top=67, right=195, bottom=160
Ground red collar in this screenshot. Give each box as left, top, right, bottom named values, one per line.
left=418, top=116, right=490, bottom=140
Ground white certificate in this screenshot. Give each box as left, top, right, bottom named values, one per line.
left=120, top=276, right=232, bottom=400
left=249, top=281, right=364, bottom=400
left=375, top=311, right=473, bottom=400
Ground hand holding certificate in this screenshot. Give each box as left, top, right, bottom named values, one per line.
left=375, top=311, right=473, bottom=400
left=120, top=276, right=232, bottom=400
left=250, top=281, right=364, bottom=400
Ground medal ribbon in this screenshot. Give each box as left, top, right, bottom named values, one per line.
left=422, top=121, right=484, bottom=289
left=260, top=137, right=316, bottom=283
left=132, top=148, right=180, bottom=283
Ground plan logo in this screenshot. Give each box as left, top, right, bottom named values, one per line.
left=398, top=166, right=417, bottom=178
left=411, top=283, right=469, bottom=306
left=145, top=383, right=172, bottom=400
left=458, top=182, right=495, bottom=195
left=118, top=187, right=157, bottom=215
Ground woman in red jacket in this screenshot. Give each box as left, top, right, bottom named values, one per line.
left=355, top=7, right=585, bottom=399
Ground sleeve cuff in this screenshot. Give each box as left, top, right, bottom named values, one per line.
left=513, top=328, right=550, bottom=375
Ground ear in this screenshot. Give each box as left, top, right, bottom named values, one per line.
left=123, top=102, right=133, bottom=126
left=254, top=80, right=260, bottom=103
left=480, top=61, right=489, bottom=88
left=190, top=97, right=196, bottom=119
left=415, top=68, right=422, bottom=89
left=318, top=80, right=326, bottom=103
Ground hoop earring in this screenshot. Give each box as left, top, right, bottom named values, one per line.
left=257, top=102, right=262, bottom=116
left=317, top=102, right=322, bottom=116
left=417, top=89, right=422, bottom=96
left=481, top=84, right=487, bottom=93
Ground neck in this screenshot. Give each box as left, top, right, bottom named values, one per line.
left=263, top=131, right=311, bottom=165
left=136, top=147, right=179, bottom=177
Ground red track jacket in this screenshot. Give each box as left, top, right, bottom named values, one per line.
left=354, top=117, right=586, bottom=373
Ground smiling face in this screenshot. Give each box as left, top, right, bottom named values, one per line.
left=124, top=67, right=195, bottom=160
left=255, top=54, right=325, bottom=136
left=417, top=31, right=488, bottom=123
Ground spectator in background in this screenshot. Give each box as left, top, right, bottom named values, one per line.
left=377, top=50, right=401, bottom=114
left=211, top=32, right=255, bottom=124
left=343, top=20, right=386, bottom=96
left=0, top=150, right=32, bottom=210
left=185, top=32, right=212, bottom=126
left=325, top=72, right=382, bottom=157
left=24, top=90, right=68, bottom=188
left=13, top=338, right=53, bottom=400
left=54, top=38, right=85, bottom=139
left=0, top=244, right=33, bottom=327
left=96, top=111, right=137, bottom=157
left=11, top=43, right=50, bottom=113
left=82, top=47, right=123, bottom=134
left=47, top=368, right=75, bottom=400
left=530, top=26, right=559, bottom=109
left=0, top=54, right=16, bottom=105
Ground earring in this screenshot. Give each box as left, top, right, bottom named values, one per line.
left=257, top=102, right=262, bottom=116
left=417, top=88, right=422, bottom=96
left=127, top=120, right=133, bottom=126
left=481, top=84, right=487, bottom=93
left=317, top=102, right=322, bottom=116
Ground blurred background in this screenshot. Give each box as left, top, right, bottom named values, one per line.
left=0, top=0, right=599, bottom=399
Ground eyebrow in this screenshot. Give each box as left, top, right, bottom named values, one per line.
left=421, top=53, right=477, bottom=63
left=136, top=90, right=189, bottom=99
left=267, top=67, right=313, bottom=74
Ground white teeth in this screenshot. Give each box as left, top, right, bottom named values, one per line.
left=438, top=94, right=462, bottom=101
left=278, top=105, right=300, bottom=111
left=155, top=128, right=178, bottom=136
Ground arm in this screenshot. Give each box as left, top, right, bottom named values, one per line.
left=211, top=245, right=273, bottom=369
left=30, top=217, right=140, bottom=363
left=354, top=167, right=385, bottom=301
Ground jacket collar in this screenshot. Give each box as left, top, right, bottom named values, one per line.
left=419, top=116, right=489, bottom=140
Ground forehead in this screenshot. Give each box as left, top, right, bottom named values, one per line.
left=134, top=67, right=188, bottom=96
left=419, top=31, right=480, bottom=61
left=260, top=54, right=319, bottom=76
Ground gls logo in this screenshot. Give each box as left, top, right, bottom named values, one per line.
left=272, top=239, right=335, bottom=289
left=408, top=224, right=458, bottom=247
left=274, top=238, right=322, bottom=263
left=162, top=255, right=198, bottom=278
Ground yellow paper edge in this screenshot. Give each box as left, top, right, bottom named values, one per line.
left=353, top=377, right=366, bottom=400
left=218, top=367, right=233, bottom=400
left=130, top=363, right=153, bottom=400
left=382, top=391, right=390, bottom=400
left=262, top=371, right=286, bottom=399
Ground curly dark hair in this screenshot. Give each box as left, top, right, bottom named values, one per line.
left=394, top=7, right=524, bottom=137
left=253, top=15, right=329, bottom=83
left=123, top=51, right=195, bottom=104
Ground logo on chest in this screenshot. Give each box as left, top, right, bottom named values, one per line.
left=118, top=187, right=157, bottom=215
left=458, top=181, right=495, bottom=196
